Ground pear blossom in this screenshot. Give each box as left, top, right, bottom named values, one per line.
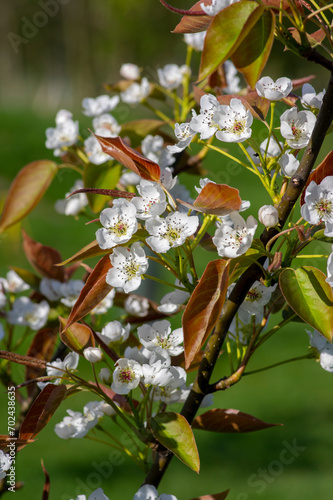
left=184, top=31, right=206, bottom=51
left=97, top=320, right=130, bottom=345
left=45, top=109, right=79, bottom=155
left=301, top=176, right=333, bottom=236
left=167, top=120, right=196, bottom=153
left=279, top=153, right=300, bottom=177
left=195, top=177, right=216, bottom=194
left=157, top=64, right=190, bottom=90
left=0, top=451, right=12, bottom=480
left=307, top=329, right=333, bottom=372
left=46, top=351, right=79, bottom=380
left=106, top=242, right=148, bottom=293
left=83, top=347, right=103, bottom=363
left=214, top=98, right=253, bottom=143
left=124, top=346, right=152, bottom=365
left=0, top=270, right=29, bottom=293
left=138, top=320, right=184, bottom=356
left=55, top=179, right=89, bottom=216
left=141, top=135, right=175, bottom=169
left=84, top=136, right=111, bottom=165
left=93, top=114, right=121, bottom=137
left=71, top=487, right=110, bottom=500
left=241, top=281, right=277, bottom=315
left=141, top=349, right=173, bottom=387
left=146, top=212, right=199, bottom=253
left=124, top=295, right=150, bottom=317
left=256, top=76, right=292, bottom=101
left=301, top=83, right=325, bottom=111
left=60, top=280, right=85, bottom=308
left=83, top=401, right=115, bottom=418
left=96, top=199, right=138, bottom=249
left=200, top=0, right=238, bottom=16
left=326, top=246, right=333, bottom=287
left=190, top=93, right=220, bottom=140
left=160, top=167, right=177, bottom=190
left=152, top=366, right=187, bottom=401
left=54, top=408, right=98, bottom=439
left=212, top=212, right=257, bottom=258
left=228, top=308, right=262, bottom=343
left=216, top=199, right=251, bottom=228
left=120, top=63, right=140, bottom=80
left=158, top=288, right=190, bottom=314
left=99, top=367, right=112, bottom=384
left=39, top=278, right=63, bottom=301
left=280, top=107, right=316, bottom=148
left=119, top=170, right=141, bottom=187
left=132, top=180, right=167, bottom=220
left=82, top=95, right=119, bottom=117
left=111, top=358, right=143, bottom=394
left=258, top=205, right=279, bottom=228
left=120, top=77, right=150, bottom=104
left=91, top=289, right=116, bottom=315
left=7, top=297, right=50, bottom=330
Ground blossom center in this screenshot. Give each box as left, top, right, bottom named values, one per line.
left=314, top=197, right=332, bottom=221
left=246, top=289, right=262, bottom=302
left=111, top=220, right=129, bottom=236
left=119, top=369, right=135, bottom=383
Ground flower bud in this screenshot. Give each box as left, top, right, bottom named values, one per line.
left=258, top=205, right=279, bottom=228
left=99, top=367, right=112, bottom=384
left=83, top=347, right=103, bottom=364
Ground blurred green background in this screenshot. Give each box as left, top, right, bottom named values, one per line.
left=1, top=1, right=332, bottom=499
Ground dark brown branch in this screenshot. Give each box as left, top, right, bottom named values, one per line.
left=159, top=0, right=206, bottom=16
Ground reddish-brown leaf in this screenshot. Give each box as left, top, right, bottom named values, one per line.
left=188, top=490, right=230, bottom=500
left=291, top=75, right=315, bottom=90
left=192, top=408, right=282, bottom=433
left=58, top=240, right=107, bottom=266
left=173, top=0, right=212, bottom=34
left=300, top=150, right=333, bottom=205
left=64, top=254, right=113, bottom=330
left=22, top=230, right=65, bottom=281
left=59, top=318, right=95, bottom=355
left=41, top=460, right=50, bottom=500
left=0, top=350, right=47, bottom=369
left=19, top=384, right=66, bottom=440
left=178, top=182, right=241, bottom=216
left=95, top=135, right=160, bottom=182
left=0, top=160, right=58, bottom=233
left=0, top=434, right=35, bottom=453
left=183, top=259, right=229, bottom=369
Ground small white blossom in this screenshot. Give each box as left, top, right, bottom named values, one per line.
left=111, top=358, right=143, bottom=395
left=120, top=63, right=140, bottom=80
left=106, top=242, right=148, bottom=293
left=224, top=60, right=241, bottom=94
left=301, top=84, right=325, bottom=111
left=184, top=31, right=206, bottom=51
left=99, top=367, right=112, bottom=384
left=47, top=351, right=79, bottom=380
left=0, top=290, right=6, bottom=310
left=96, top=199, right=138, bottom=249
left=158, top=289, right=190, bottom=314
left=167, top=120, right=196, bottom=154
left=138, top=320, right=184, bottom=356
left=0, top=451, right=12, bottom=480
left=214, top=98, right=253, bottom=143
left=160, top=167, right=177, bottom=190
left=142, top=349, right=173, bottom=387
left=200, top=0, right=238, bottom=16
left=119, top=170, right=141, bottom=187
left=158, top=64, right=190, bottom=90
left=71, top=488, right=110, bottom=500
left=0, top=324, right=5, bottom=341
left=279, top=153, right=300, bottom=177
left=0, top=270, right=29, bottom=293
left=240, top=281, right=277, bottom=315
left=84, top=136, right=111, bottom=165
left=83, top=347, right=103, bottom=363
left=82, top=95, right=119, bottom=117
left=98, top=320, right=130, bottom=345
left=301, top=177, right=333, bottom=236
left=45, top=109, right=79, bottom=155
left=55, top=408, right=98, bottom=439
left=132, top=180, right=167, bottom=220
left=93, top=114, right=121, bottom=138
left=124, top=346, right=152, bottom=365
left=84, top=400, right=115, bottom=418
left=55, top=180, right=89, bottom=216
left=152, top=366, right=187, bottom=401
left=212, top=212, right=257, bottom=258
left=60, top=280, right=84, bottom=308
left=39, top=278, right=62, bottom=301
left=256, top=76, right=292, bottom=101
left=120, top=77, right=150, bottom=104
left=258, top=205, right=279, bottom=228
left=280, top=107, right=316, bottom=148
left=92, top=289, right=116, bottom=315
left=141, top=135, right=175, bottom=169
left=7, top=297, right=49, bottom=330
left=307, top=329, right=333, bottom=372
left=124, top=295, right=150, bottom=317
left=190, top=94, right=220, bottom=140
left=146, top=212, right=199, bottom=253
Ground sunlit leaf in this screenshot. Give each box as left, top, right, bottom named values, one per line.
left=178, top=182, right=241, bottom=215
left=59, top=318, right=95, bottom=355
left=192, top=408, right=282, bottom=433
left=173, top=0, right=211, bottom=34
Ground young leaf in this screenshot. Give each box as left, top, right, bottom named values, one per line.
left=173, top=0, right=211, bottom=34
left=279, top=266, right=333, bottom=341
left=22, top=230, right=65, bottom=282
left=84, top=163, right=122, bottom=213
left=300, top=150, right=333, bottom=205
left=192, top=408, right=282, bottom=433
left=199, top=2, right=264, bottom=81
left=183, top=259, right=229, bottom=369
left=58, top=240, right=107, bottom=266
left=188, top=490, right=230, bottom=500
left=0, top=160, right=58, bottom=233
left=178, top=182, right=241, bottom=215
left=151, top=412, right=200, bottom=472
left=19, top=384, right=66, bottom=440
left=59, top=318, right=95, bottom=355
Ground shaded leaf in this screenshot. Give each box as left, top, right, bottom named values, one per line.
left=59, top=318, right=95, bottom=355
left=0, top=160, right=58, bottom=233
left=183, top=259, right=229, bottom=369
left=22, top=230, right=65, bottom=282
left=84, top=163, right=122, bottom=213
left=192, top=408, right=282, bottom=433
left=289, top=27, right=326, bottom=48
left=151, top=412, right=200, bottom=472
left=178, top=182, right=241, bottom=215
left=19, top=384, right=66, bottom=440
left=300, top=150, right=333, bottom=205
left=279, top=266, right=333, bottom=341
left=173, top=0, right=211, bottom=34
left=243, top=92, right=270, bottom=120
left=188, top=490, right=229, bottom=500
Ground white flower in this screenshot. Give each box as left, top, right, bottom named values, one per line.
left=120, top=63, right=140, bottom=80
left=141, top=135, right=175, bottom=169
left=146, top=212, right=199, bottom=253
left=224, top=60, right=241, bottom=94
left=279, top=153, right=300, bottom=177
left=200, top=0, right=238, bottom=16
left=184, top=31, right=206, bottom=51
left=82, top=95, right=119, bottom=117
left=152, top=366, right=187, bottom=401
left=301, top=84, right=325, bottom=111
left=99, top=367, right=112, bottom=384
left=160, top=167, right=177, bottom=190
left=158, top=64, right=190, bottom=90
left=111, top=358, right=143, bottom=394
left=326, top=246, right=333, bottom=287
left=96, top=199, right=138, bottom=249
left=60, top=280, right=84, bottom=308
left=167, top=120, right=196, bottom=154
left=214, top=98, right=253, bottom=143
left=124, top=295, right=150, bottom=317
left=301, top=177, right=333, bottom=236
left=45, top=110, right=79, bottom=154
left=190, top=93, right=220, bottom=140
left=98, top=320, right=130, bottom=345
left=216, top=200, right=251, bottom=228
left=83, top=347, right=103, bottom=363
left=84, top=401, right=115, bottom=418
left=307, top=329, right=333, bottom=372
left=256, top=76, right=292, bottom=101
left=119, top=170, right=141, bottom=187
left=106, top=242, right=148, bottom=293
left=47, top=351, right=79, bottom=379
left=258, top=205, right=279, bottom=228
left=93, top=114, right=121, bottom=138
left=0, top=270, right=29, bottom=293
left=195, top=177, right=216, bottom=194
left=0, top=451, right=12, bottom=480
left=55, top=180, right=89, bottom=216
left=92, top=289, right=116, bottom=315
left=142, top=349, right=174, bottom=387
left=54, top=408, right=98, bottom=439
left=212, top=212, right=257, bottom=258
left=84, top=136, right=111, bottom=165
left=7, top=297, right=49, bottom=330
left=39, top=278, right=62, bottom=301
left=280, top=107, right=316, bottom=148
left=158, top=289, right=190, bottom=314
left=124, top=346, right=152, bottom=365
left=132, top=180, right=167, bottom=220
left=120, top=77, right=150, bottom=104
left=241, top=281, right=277, bottom=315
left=71, top=488, right=110, bottom=500
left=138, top=320, right=184, bottom=356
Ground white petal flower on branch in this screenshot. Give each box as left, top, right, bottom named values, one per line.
left=46, top=351, right=79, bottom=380
left=190, top=94, right=220, bottom=140
left=301, top=176, right=333, bottom=236
left=141, top=135, right=175, bottom=169
left=54, top=408, right=98, bottom=439
left=157, top=64, right=190, bottom=90
left=39, top=278, right=63, bottom=301
left=119, top=170, right=141, bottom=187
left=82, top=95, right=120, bottom=117
left=7, top=297, right=50, bottom=330
left=280, top=107, right=316, bottom=149
left=106, top=242, right=148, bottom=293
left=158, top=289, right=190, bottom=314
left=91, top=289, right=116, bottom=315
left=307, top=329, right=333, bottom=372
left=326, top=246, right=333, bottom=287
left=71, top=487, right=110, bottom=500
left=279, top=153, right=300, bottom=177
left=93, top=114, right=121, bottom=138
left=212, top=212, right=257, bottom=258
left=96, top=199, right=138, bottom=249
left=166, top=120, right=197, bottom=154
left=55, top=179, right=89, bottom=215
left=184, top=31, right=206, bottom=51
left=258, top=205, right=279, bottom=228
left=124, top=295, right=150, bottom=317
left=124, top=346, right=153, bottom=365
left=214, top=98, right=253, bottom=143
left=0, top=451, right=12, bottom=480
left=132, top=180, right=167, bottom=220
left=146, top=212, right=199, bottom=253
left=84, top=135, right=112, bottom=165
left=224, top=60, right=241, bottom=94
left=98, top=320, right=130, bottom=345
left=45, top=109, right=79, bottom=154
left=301, top=83, right=325, bottom=111
left=255, top=76, right=292, bottom=101
left=0, top=270, right=29, bottom=293
left=241, top=281, right=277, bottom=315
left=83, top=347, right=103, bottom=363
left=111, top=358, right=143, bottom=395
left=120, top=77, right=150, bottom=104
left=99, top=367, right=112, bottom=384
left=84, top=401, right=115, bottom=418
left=60, top=280, right=85, bottom=308
left=120, top=63, right=140, bottom=80
left=138, top=320, right=184, bottom=356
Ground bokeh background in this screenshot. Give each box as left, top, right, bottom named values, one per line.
left=0, top=1, right=332, bottom=499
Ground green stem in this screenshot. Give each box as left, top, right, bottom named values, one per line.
left=244, top=353, right=314, bottom=376
left=143, top=274, right=186, bottom=291
left=198, top=140, right=256, bottom=172
left=255, top=314, right=297, bottom=349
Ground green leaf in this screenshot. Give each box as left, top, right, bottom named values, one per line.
left=59, top=318, right=95, bottom=355
left=279, top=266, right=333, bottom=341
left=0, top=160, right=58, bottom=233
left=84, top=163, right=122, bottom=213
left=199, top=2, right=264, bottom=81
left=151, top=412, right=200, bottom=472
left=231, top=10, right=275, bottom=88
